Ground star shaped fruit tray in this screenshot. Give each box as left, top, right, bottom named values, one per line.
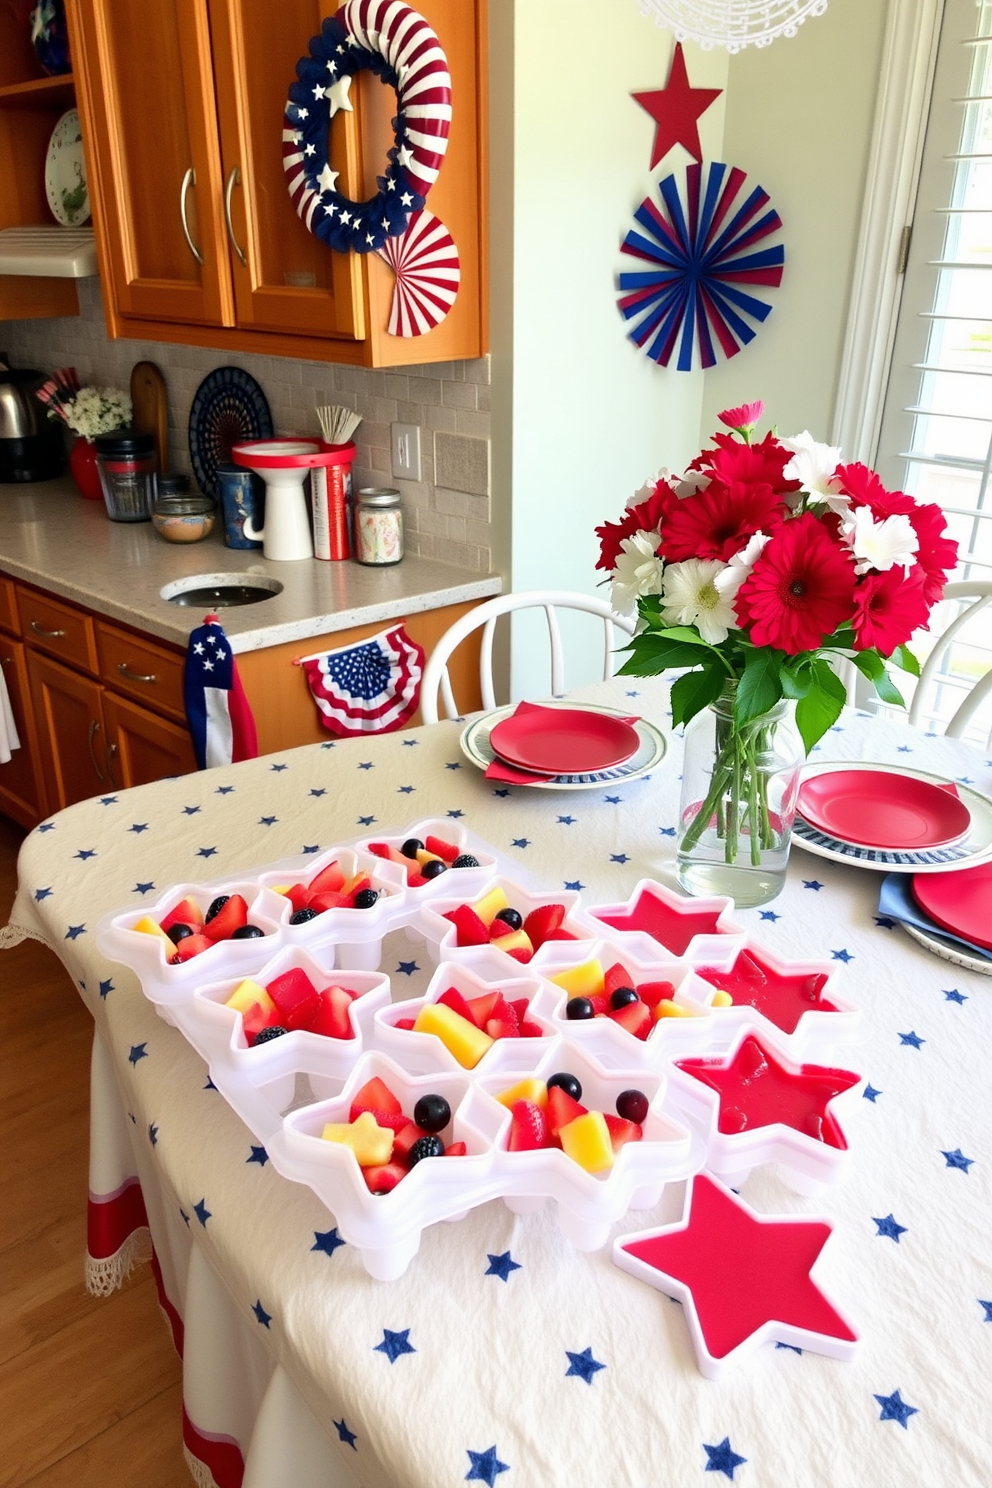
left=97, top=818, right=865, bottom=1369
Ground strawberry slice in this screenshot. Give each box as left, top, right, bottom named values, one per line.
left=604, top=961, right=635, bottom=996
left=242, top=1000, right=280, bottom=1043
left=444, top=1141, right=467, bottom=1157
left=308, top=889, right=350, bottom=914
left=485, top=1015, right=520, bottom=1040
left=588, top=994, right=609, bottom=1017
left=603, top=1113, right=643, bottom=1152
left=464, top=992, right=500, bottom=1029
left=308, top=985, right=355, bottom=1039
left=350, top=1076, right=403, bottom=1118
left=203, top=894, right=249, bottom=942
left=519, top=1019, right=545, bottom=1037
left=543, top=928, right=579, bottom=942
left=437, top=987, right=477, bottom=1023
left=509, top=997, right=531, bottom=1023
left=366, top=842, right=391, bottom=859
left=392, top=1120, right=430, bottom=1163
left=504, top=946, right=533, bottom=965
left=349, top=1104, right=407, bottom=1131
left=362, top=1162, right=407, bottom=1194
left=169, top=931, right=213, bottom=963
left=425, top=834, right=460, bottom=863
left=608, top=1000, right=653, bottom=1041
left=160, top=896, right=204, bottom=933
left=268, top=967, right=320, bottom=1025
left=488, top=993, right=519, bottom=1030
left=393, top=1016, right=417, bottom=1030
left=309, top=860, right=346, bottom=894
left=442, top=904, right=489, bottom=947
left=547, top=1086, right=588, bottom=1139
left=637, top=979, right=677, bottom=1010
left=408, top=872, right=429, bottom=888
left=523, top=903, right=566, bottom=947
left=507, top=1097, right=550, bottom=1151
left=283, top=882, right=312, bottom=915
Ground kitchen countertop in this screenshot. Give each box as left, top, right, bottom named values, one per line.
left=0, top=478, right=501, bottom=653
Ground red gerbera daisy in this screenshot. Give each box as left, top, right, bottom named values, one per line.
left=595, top=478, right=676, bottom=572
left=693, top=430, right=801, bottom=498
left=734, top=513, right=857, bottom=654
left=833, top=462, right=914, bottom=518
left=907, top=502, right=958, bottom=605
left=658, top=478, right=786, bottom=564
left=852, top=565, right=931, bottom=654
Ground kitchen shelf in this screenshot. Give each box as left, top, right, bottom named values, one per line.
left=0, top=74, right=75, bottom=110
left=0, top=226, right=97, bottom=277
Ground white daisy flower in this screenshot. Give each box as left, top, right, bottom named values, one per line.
left=780, top=430, right=843, bottom=504
left=610, top=530, right=664, bottom=616
left=659, top=558, right=742, bottom=645
left=841, top=505, right=919, bottom=574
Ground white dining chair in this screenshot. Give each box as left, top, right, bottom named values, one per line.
left=908, top=580, right=992, bottom=739
left=419, top=590, right=637, bottom=724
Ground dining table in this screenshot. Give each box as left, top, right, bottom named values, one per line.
left=3, top=673, right=989, bottom=1488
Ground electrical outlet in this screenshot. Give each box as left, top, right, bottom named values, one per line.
left=391, top=422, right=422, bottom=482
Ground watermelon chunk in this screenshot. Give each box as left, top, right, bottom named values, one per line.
left=308, top=860, right=346, bottom=894
left=608, top=1000, right=653, bottom=1041
left=307, top=985, right=355, bottom=1039
left=547, top=1085, right=588, bottom=1140
left=169, top=931, right=213, bottom=963
left=267, top=967, right=320, bottom=1024
left=638, top=979, right=677, bottom=1010
left=160, top=896, right=204, bottom=933
left=425, top=834, right=460, bottom=863
left=284, top=882, right=312, bottom=915
left=362, top=1161, right=407, bottom=1193
left=392, top=1120, right=430, bottom=1162
left=350, top=1076, right=402, bottom=1119
left=603, top=1114, right=643, bottom=1152
left=442, top=904, right=489, bottom=947
left=604, top=961, right=635, bottom=996
left=523, top=903, right=566, bottom=947
left=437, top=986, right=477, bottom=1023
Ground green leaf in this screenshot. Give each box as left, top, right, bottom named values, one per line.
left=780, top=659, right=813, bottom=700
left=872, top=668, right=906, bottom=708
left=670, top=664, right=728, bottom=729
left=850, top=650, right=884, bottom=682
left=617, top=634, right=715, bottom=676
left=890, top=643, right=921, bottom=678
left=794, top=665, right=847, bottom=754
left=735, top=647, right=784, bottom=724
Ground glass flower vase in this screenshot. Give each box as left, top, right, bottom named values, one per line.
left=676, top=682, right=803, bottom=908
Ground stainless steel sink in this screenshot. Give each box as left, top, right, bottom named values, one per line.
left=160, top=573, right=284, bottom=607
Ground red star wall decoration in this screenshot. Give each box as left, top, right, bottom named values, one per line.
left=632, top=43, right=723, bottom=170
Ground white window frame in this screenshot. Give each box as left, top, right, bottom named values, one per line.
left=832, top=0, right=945, bottom=463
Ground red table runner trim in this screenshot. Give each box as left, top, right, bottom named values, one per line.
left=183, top=1410, right=246, bottom=1488
left=87, top=1177, right=148, bottom=1260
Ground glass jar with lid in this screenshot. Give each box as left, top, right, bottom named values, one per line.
left=354, top=487, right=403, bottom=566
left=152, top=477, right=216, bottom=544
left=94, top=429, right=157, bottom=521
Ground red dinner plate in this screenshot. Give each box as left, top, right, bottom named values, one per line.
left=911, top=863, right=992, bottom=952
left=797, top=770, right=971, bottom=850
left=489, top=706, right=640, bottom=775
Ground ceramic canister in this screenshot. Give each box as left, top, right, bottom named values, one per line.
left=216, top=463, right=264, bottom=549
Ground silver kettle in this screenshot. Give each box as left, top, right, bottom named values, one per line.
left=0, top=363, right=64, bottom=482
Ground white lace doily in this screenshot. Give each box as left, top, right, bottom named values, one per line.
left=637, top=0, right=829, bottom=52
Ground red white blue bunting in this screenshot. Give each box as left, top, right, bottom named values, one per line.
left=299, top=624, right=425, bottom=737
left=618, top=162, right=785, bottom=371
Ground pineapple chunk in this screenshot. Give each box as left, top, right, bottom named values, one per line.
left=473, top=886, right=510, bottom=926
left=321, top=1110, right=394, bottom=1166
left=414, top=1002, right=494, bottom=1068
left=225, top=979, right=276, bottom=1017
left=494, top=1077, right=548, bottom=1110
left=549, top=960, right=605, bottom=998
left=559, top=1110, right=615, bottom=1174
left=711, top=989, right=734, bottom=1008
left=131, top=915, right=171, bottom=943
left=654, top=998, right=698, bottom=1020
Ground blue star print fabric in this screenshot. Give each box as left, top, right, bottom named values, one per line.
left=6, top=676, right=991, bottom=1486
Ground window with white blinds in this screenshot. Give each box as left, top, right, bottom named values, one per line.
left=875, top=0, right=992, bottom=742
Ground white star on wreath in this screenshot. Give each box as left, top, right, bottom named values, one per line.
left=326, top=74, right=353, bottom=116
left=318, top=163, right=339, bottom=194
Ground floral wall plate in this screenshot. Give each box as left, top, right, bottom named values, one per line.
left=45, top=109, right=89, bottom=226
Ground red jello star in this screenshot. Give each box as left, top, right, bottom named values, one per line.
left=592, top=884, right=724, bottom=957
left=615, top=1174, right=858, bottom=1376
left=675, top=1036, right=860, bottom=1148
left=698, top=947, right=839, bottom=1035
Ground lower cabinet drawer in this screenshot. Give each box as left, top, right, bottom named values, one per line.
left=96, top=621, right=187, bottom=723
left=17, top=586, right=99, bottom=673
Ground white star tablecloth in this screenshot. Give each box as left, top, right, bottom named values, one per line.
left=5, top=676, right=991, bottom=1488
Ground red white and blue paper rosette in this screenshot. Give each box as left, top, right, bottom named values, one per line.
left=283, top=0, right=458, bottom=336
left=299, top=624, right=426, bottom=738
left=618, top=162, right=784, bottom=371
left=376, top=209, right=461, bottom=337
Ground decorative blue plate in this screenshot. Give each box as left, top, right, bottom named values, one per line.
left=188, top=367, right=272, bottom=498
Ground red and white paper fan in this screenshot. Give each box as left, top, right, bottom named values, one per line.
left=376, top=209, right=460, bottom=338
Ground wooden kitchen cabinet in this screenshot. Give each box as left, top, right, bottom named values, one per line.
left=101, top=691, right=198, bottom=792
left=27, top=650, right=111, bottom=812
left=0, top=9, right=81, bottom=320
left=66, top=0, right=486, bottom=366
left=0, top=637, right=47, bottom=828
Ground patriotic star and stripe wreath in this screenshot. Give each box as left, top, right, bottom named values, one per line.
left=298, top=624, right=425, bottom=738
left=618, top=160, right=785, bottom=370
left=283, top=0, right=459, bottom=337
left=184, top=615, right=259, bottom=770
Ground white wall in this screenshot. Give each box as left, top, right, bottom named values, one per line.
left=490, top=0, right=728, bottom=696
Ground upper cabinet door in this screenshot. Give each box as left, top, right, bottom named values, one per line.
left=68, top=0, right=234, bottom=327
left=208, top=0, right=365, bottom=341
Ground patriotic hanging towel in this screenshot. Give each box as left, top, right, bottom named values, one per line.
left=184, top=614, right=258, bottom=769
left=298, top=624, right=425, bottom=737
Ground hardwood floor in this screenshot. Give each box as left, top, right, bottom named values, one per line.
left=0, top=814, right=189, bottom=1488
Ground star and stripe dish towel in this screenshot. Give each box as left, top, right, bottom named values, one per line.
left=297, top=623, right=425, bottom=737
left=184, top=614, right=258, bottom=770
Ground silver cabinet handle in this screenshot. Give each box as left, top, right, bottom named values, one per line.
left=118, top=662, right=157, bottom=685
left=180, top=166, right=203, bottom=265
left=87, top=718, right=105, bottom=782
left=30, top=619, right=67, bottom=638
left=224, top=166, right=247, bottom=266
left=106, top=739, right=119, bottom=788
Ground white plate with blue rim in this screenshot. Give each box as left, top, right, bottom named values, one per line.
left=460, top=702, right=667, bottom=791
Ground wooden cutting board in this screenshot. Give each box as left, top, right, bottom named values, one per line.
left=129, top=360, right=169, bottom=473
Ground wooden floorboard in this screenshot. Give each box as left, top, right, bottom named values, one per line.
left=0, top=814, right=188, bottom=1488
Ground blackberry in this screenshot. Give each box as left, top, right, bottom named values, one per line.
left=166, top=923, right=193, bottom=945
left=289, top=907, right=318, bottom=924
left=610, top=986, right=639, bottom=1010
left=253, top=1026, right=288, bottom=1045
left=565, top=996, right=595, bottom=1021
left=452, top=854, right=479, bottom=869
left=546, top=1072, right=582, bottom=1101
left=413, top=1093, right=451, bottom=1133
left=421, top=859, right=448, bottom=880
left=494, top=907, right=523, bottom=931
left=616, top=1089, right=649, bottom=1125
left=205, top=894, right=229, bottom=923
left=353, top=887, right=379, bottom=909
left=401, top=838, right=424, bottom=859
left=231, top=924, right=264, bottom=939
left=408, top=1134, right=445, bottom=1165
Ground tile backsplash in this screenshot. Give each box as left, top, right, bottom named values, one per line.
left=2, top=278, right=492, bottom=572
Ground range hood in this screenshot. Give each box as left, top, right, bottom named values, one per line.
left=0, top=226, right=98, bottom=277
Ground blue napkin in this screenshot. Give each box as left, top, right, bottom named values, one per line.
left=878, top=873, right=992, bottom=961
